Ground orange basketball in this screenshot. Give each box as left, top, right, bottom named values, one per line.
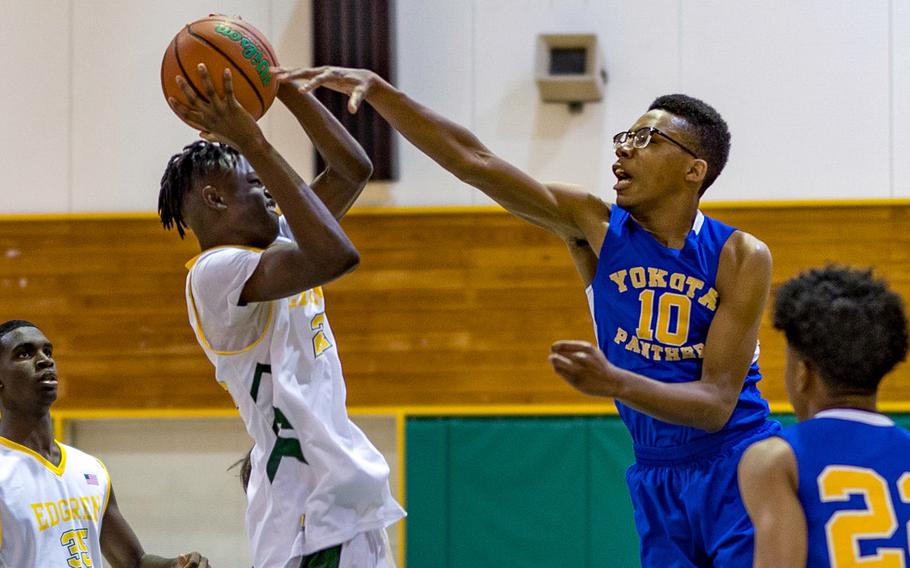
left=161, top=15, right=280, bottom=124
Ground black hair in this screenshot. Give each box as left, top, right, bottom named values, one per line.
left=229, top=447, right=253, bottom=494
left=0, top=320, right=39, bottom=343
left=773, top=265, right=909, bottom=394
left=648, top=94, right=731, bottom=193
left=158, top=141, right=242, bottom=238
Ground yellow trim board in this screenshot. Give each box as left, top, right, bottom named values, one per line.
left=49, top=401, right=910, bottom=423
left=0, top=211, right=159, bottom=222
left=1, top=198, right=909, bottom=222
left=700, top=198, right=910, bottom=210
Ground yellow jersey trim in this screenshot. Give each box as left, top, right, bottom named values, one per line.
left=0, top=437, right=67, bottom=476
left=95, top=456, right=113, bottom=519
left=184, top=244, right=267, bottom=271
left=186, top=248, right=274, bottom=356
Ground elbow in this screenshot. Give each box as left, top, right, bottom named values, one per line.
left=451, top=151, right=494, bottom=187
left=327, top=245, right=360, bottom=280
left=330, top=157, right=373, bottom=188
left=701, top=399, right=738, bottom=433
left=350, top=156, right=373, bottom=186
left=340, top=248, right=360, bottom=275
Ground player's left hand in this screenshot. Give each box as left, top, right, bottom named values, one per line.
left=174, top=552, right=210, bottom=567
left=272, top=65, right=381, bottom=113
left=549, top=340, right=622, bottom=397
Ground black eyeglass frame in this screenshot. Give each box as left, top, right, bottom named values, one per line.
left=613, top=127, right=700, bottom=159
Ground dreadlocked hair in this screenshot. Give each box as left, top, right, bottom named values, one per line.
left=158, top=141, right=242, bottom=238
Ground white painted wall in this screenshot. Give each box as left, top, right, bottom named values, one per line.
left=2, top=0, right=907, bottom=213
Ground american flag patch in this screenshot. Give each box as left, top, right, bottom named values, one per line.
left=84, top=473, right=99, bottom=486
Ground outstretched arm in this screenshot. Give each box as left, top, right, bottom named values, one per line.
left=549, top=232, right=771, bottom=432
left=100, top=487, right=209, bottom=568
left=274, top=66, right=610, bottom=247
left=275, top=82, right=372, bottom=219
left=169, top=65, right=359, bottom=303
left=738, top=437, right=807, bottom=567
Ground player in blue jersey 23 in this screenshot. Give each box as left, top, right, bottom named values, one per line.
left=279, top=64, right=780, bottom=566
left=739, top=266, right=910, bottom=567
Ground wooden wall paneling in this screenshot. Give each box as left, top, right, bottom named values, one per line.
left=0, top=205, right=907, bottom=410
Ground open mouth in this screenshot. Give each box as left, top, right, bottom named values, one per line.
left=613, top=164, right=632, bottom=191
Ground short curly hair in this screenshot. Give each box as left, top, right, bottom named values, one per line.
left=773, top=265, right=908, bottom=394
left=649, top=94, right=731, bottom=194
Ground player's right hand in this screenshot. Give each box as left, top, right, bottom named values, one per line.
left=169, top=64, right=263, bottom=151
left=272, top=65, right=381, bottom=114
left=175, top=551, right=210, bottom=567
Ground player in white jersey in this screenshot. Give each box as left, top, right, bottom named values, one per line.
left=0, top=320, right=209, bottom=568
left=159, top=66, right=404, bottom=568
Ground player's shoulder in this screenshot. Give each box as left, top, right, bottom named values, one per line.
left=723, top=230, right=771, bottom=267
left=739, top=435, right=795, bottom=478
left=717, top=229, right=771, bottom=292
left=59, top=442, right=103, bottom=466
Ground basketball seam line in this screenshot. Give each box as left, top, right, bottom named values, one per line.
left=186, top=25, right=266, bottom=115
left=172, top=33, right=211, bottom=106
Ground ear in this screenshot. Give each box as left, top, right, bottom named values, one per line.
left=684, top=159, right=708, bottom=184
left=201, top=185, right=228, bottom=211
left=794, top=356, right=815, bottom=394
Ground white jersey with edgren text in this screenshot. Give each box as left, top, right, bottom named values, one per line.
left=0, top=438, right=110, bottom=568
left=185, top=217, right=404, bottom=567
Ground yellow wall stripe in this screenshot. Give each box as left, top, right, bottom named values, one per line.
left=51, top=401, right=910, bottom=421
left=0, top=198, right=908, bottom=222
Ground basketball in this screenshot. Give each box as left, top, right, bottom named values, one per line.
left=161, top=15, right=279, bottom=124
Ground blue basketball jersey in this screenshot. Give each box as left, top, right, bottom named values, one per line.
left=589, top=205, right=769, bottom=457
left=779, top=409, right=910, bottom=567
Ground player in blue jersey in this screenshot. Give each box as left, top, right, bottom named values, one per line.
left=277, top=65, right=779, bottom=566
left=739, top=266, right=910, bottom=567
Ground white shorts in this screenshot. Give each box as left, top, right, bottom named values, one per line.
left=290, top=529, right=396, bottom=568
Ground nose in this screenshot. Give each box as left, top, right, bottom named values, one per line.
left=36, top=351, right=54, bottom=369
left=615, top=141, right=633, bottom=158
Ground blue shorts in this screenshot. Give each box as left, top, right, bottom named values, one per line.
left=626, top=420, right=780, bottom=567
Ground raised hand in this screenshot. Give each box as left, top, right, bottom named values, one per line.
left=168, top=64, right=263, bottom=150
left=272, top=65, right=383, bottom=113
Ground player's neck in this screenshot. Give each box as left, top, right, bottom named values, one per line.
left=0, top=412, right=57, bottom=458
left=630, top=200, right=699, bottom=249
left=196, top=228, right=272, bottom=252
left=813, top=394, right=878, bottom=416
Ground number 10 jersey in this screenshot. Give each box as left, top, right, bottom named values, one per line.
left=588, top=205, right=770, bottom=456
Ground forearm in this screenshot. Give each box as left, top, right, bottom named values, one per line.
left=366, top=79, right=488, bottom=177
left=364, top=80, right=568, bottom=229
left=611, top=368, right=737, bottom=432
left=241, top=136, right=356, bottom=259
left=137, top=555, right=175, bottom=568
left=278, top=85, right=372, bottom=184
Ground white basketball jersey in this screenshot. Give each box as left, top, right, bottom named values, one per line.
left=185, top=218, right=404, bottom=566
left=0, top=438, right=110, bottom=568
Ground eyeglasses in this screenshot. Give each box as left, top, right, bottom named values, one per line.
left=613, top=127, right=700, bottom=159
